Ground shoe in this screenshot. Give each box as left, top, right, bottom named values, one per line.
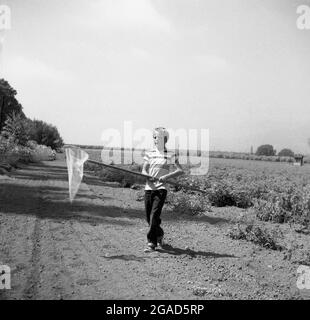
left=144, top=243, right=156, bottom=253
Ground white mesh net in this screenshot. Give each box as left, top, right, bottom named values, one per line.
left=65, top=147, right=89, bottom=203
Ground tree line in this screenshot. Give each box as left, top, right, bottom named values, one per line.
left=0, top=79, right=64, bottom=150
left=255, top=144, right=296, bottom=157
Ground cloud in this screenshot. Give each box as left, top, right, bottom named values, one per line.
left=193, top=54, right=230, bottom=72
left=1, top=56, right=72, bottom=83
left=91, top=46, right=152, bottom=66
left=129, top=47, right=151, bottom=60
left=77, top=0, right=172, bottom=33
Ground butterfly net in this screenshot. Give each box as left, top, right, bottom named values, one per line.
left=65, top=147, right=89, bottom=203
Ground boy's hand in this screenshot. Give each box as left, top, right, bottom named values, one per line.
left=147, top=177, right=157, bottom=182
left=159, top=176, right=168, bottom=183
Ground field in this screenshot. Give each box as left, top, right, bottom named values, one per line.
left=1, top=150, right=310, bottom=299
left=86, top=147, right=310, bottom=258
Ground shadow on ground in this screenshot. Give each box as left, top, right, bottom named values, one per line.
left=11, top=162, right=112, bottom=188
left=102, top=246, right=236, bottom=261
left=103, top=254, right=146, bottom=262
left=156, top=244, right=237, bottom=258
left=0, top=161, right=230, bottom=226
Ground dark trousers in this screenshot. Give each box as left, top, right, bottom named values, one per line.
left=144, top=189, right=167, bottom=246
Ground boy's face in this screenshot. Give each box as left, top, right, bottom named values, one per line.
left=153, top=132, right=166, bottom=150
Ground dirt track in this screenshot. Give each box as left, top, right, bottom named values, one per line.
left=0, top=158, right=303, bottom=300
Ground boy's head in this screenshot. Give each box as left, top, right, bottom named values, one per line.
left=153, top=127, right=169, bottom=150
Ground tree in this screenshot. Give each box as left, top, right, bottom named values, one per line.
left=27, top=119, right=64, bottom=150
left=0, top=79, right=24, bottom=132
left=0, top=79, right=64, bottom=151
left=278, top=148, right=294, bottom=157
left=0, top=112, right=30, bottom=146
left=256, top=144, right=276, bottom=156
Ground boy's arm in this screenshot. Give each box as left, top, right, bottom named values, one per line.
left=159, top=157, right=184, bottom=182
left=142, top=160, right=149, bottom=176
left=142, top=160, right=156, bottom=182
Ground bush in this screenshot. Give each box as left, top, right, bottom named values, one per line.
left=0, top=136, right=15, bottom=156
left=230, top=187, right=254, bottom=208
left=0, top=79, right=24, bottom=131
left=0, top=142, right=33, bottom=166
left=27, top=119, right=64, bottom=150
left=12, top=146, right=33, bottom=163
left=206, top=182, right=254, bottom=208
left=31, top=144, right=57, bottom=161
left=278, top=148, right=294, bottom=157
left=255, top=198, right=288, bottom=223
left=26, top=140, right=38, bottom=150
left=0, top=135, right=57, bottom=166
left=207, top=182, right=235, bottom=207
left=0, top=112, right=30, bottom=146
left=0, top=137, right=20, bottom=166
left=256, top=144, right=276, bottom=156
left=228, top=223, right=284, bottom=251
left=168, top=191, right=211, bottom=216
left=255, top=186, right=310, bottom=227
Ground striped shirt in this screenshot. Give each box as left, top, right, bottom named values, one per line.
left=143, top=149, right=177, bottom=190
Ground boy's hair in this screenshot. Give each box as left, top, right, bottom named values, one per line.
left=153, top=127, right=169, bottom=143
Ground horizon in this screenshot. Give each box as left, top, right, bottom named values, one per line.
left=69, top=143, right=310, bottom=156
left=1, top=0, right=310, bottom=154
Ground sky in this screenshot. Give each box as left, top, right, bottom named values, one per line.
left=0, top=0, right=310, bottom=153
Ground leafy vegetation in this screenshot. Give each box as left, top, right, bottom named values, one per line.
left=228, top=223, right=284, bottom=251
left=85, top=148, right=310, bottom=229
left=278, top=148, right=294, bottom=157
left=256, top=144, right=276, bottom=156
left=0, top=112, right=30, bottom=146
left=0, top=78, right=63, bottom=169
left=0, top=79, right=24, bottom=131
left=254, top=186, right=310, bottom=226
left=167, top=191, right=211, bottom=216
left=27, top=119, right=64, bottom=150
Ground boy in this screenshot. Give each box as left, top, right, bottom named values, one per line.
left=142, top=127, right=184, bottom=252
